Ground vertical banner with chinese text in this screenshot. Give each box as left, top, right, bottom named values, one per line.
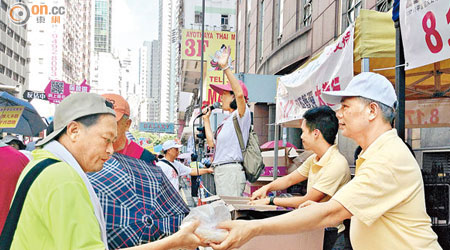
left=276, top=26, right=354, bottom=125
left=181, top=29, right=236, bottom=106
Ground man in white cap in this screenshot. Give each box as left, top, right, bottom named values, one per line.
left=1, top=93, right=204, bottom=250
left=157, top=140, right=213, bottom=191
left=209, top=72, right=441, bottom=250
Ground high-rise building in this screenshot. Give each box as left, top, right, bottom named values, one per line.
left=93, top=0, right=112, bottom=53
left=26, top=0, right=91, bottom=117
left=139, top=40, right=161, bottom=123
left=0, top=0, right=30, bottom=96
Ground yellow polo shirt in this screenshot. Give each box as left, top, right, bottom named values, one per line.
left=333, top=129, right=441, bottom=250
left=297, top=145, right=351, bottom=202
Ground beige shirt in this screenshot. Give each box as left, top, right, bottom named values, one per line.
left=333, top=129, right=441, bottom=250
left=297, top=145, right=351, bottom=202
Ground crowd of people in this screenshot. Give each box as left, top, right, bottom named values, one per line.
left=0, top=48, right=442, bottom=250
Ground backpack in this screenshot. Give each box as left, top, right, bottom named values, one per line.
left=233, top=115, right=265, bottom=183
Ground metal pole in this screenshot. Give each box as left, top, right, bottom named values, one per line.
left=394, top=20, right=405, bottom=140
left=197, top=0, right=206, bottom=160
left=273, top=124, right=279, bottom=181
left=198, top=0, right=206, bottom=122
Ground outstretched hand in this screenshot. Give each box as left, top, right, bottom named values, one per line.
left=209, top=220, right=258, bottom=250
left=175, top=220, right=208, bottom=249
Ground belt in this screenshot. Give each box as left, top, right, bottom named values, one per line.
left=211, top=161, right=242, bottom=168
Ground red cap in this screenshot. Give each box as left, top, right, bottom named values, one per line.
left=210, top=80, right=248, bottom=100
left=101, top=93, right=130, bottom=121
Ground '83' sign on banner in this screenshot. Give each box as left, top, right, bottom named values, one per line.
left=400, top=0, right=450, bottom=70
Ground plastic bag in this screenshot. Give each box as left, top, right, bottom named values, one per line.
left=180, top=201, right=231, bottom=243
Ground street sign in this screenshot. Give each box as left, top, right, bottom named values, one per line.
left=139, top=122, right=175, bottom=134
left=400, top=0, right=450, bottom=70
left=23, top=90, right=48, bottom=101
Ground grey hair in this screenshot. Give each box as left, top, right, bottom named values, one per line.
left=358, top=97, right=396, bottom=125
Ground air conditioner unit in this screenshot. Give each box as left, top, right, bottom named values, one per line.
left=221, top=24, right=230, bottom=31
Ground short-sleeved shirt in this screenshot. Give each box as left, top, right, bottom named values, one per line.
left=213, top=107, right=251, bottom=164
left=297, top=145, right=351, bottom=202
left=117, top=139, right=156, bottom=164
left=0, top=145, right=29, bottom=233
left=157, top=158, right=191, bottom=190
left=10, top=149, right=105, bottom=250
left=333, top=129, right=441, bottom=250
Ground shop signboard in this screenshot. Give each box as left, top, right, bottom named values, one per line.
left=181, top=29, right=236, bottom=106
left=139, top=122, right=175, bottom=134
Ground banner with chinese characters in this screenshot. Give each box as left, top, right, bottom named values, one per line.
left=0, top=106, right=24, bottom=128
left=400, top=0, right=450, bottom=70
left=181, top=29, right=236, bottom=106
left=405, top=99, right=450, bottom=128
left=139, top=122, right=175, bottom=134
left=44, top=79, right=91, bottom=104
left=276, top=26, right=354, bottom=125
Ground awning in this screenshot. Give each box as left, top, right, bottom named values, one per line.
left=277, top=9, right=450, bottom=127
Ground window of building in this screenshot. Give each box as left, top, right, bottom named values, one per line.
left=13, top=72, right=18, bottom=81
left=0, top=65, right=4, bottom=74
left=5, top=68, right=12, bottom=78
left=20, top=57, right=25, bottom=65
left=20, top=38, right=26, bottom=47
left=257, top=0, right=264, bottom=61
left=342, top=0, right=361, bottom=30
left=303, top=0, right=312, bottom=27
left=221, top=15, right=229, bottom=25
left=14, top=53, right=19, bottom=62
left=7, top=27, right=13, bottom=37
left=1, top=0, right=7, bottom=11
left=376, top=0, right=393, bottom=12
left=19, top=76, right=25, bottom=84
left=0, top=42, right=5, bottom=53
left=273, top=0, right=284, bottom=45
left=0, top=21, right=6, bottom=31
left=195, top=11, right=203, bottom=24
left=14, top=33, right=20, bottom=43
left=6, top=48, right=13, bottom=57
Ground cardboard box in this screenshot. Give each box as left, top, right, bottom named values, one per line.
left=208, top=196, right=324, bottom=250
left=260, top=166, right=288, bottom=177
left=262, top=149, right=288, bottom=167
left=243, top=181, right=286, bottom=197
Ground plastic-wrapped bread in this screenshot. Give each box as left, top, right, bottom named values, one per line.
left=181, top=200, right=231, bottom=243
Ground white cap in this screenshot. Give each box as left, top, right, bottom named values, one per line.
left=162, top=140, right=183, bottom=151
left=2, top=135, right=20, bottom=144
left=322, top=72, right=398, bottom=108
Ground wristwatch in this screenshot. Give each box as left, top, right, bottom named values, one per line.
left=269, top=196, right=275, bottom=206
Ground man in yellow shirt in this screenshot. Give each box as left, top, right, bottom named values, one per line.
left=250, top=106, right=350, bottom=250
left=210, top=72, right=441, bottom=250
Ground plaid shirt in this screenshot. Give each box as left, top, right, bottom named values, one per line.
left=88, top=153, right=189, bottom=249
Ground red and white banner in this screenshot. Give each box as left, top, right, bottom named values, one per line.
left=400, top=0, right=450, bottom=70
left=276, top=26, right=354, bottom=125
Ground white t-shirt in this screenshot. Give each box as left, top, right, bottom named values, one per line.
left=157, top=158, right=191, bottom=190
left=213, top=107, right=251, bottom=164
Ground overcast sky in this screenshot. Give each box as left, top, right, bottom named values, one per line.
left=112, top=0, right=159, bottom=50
